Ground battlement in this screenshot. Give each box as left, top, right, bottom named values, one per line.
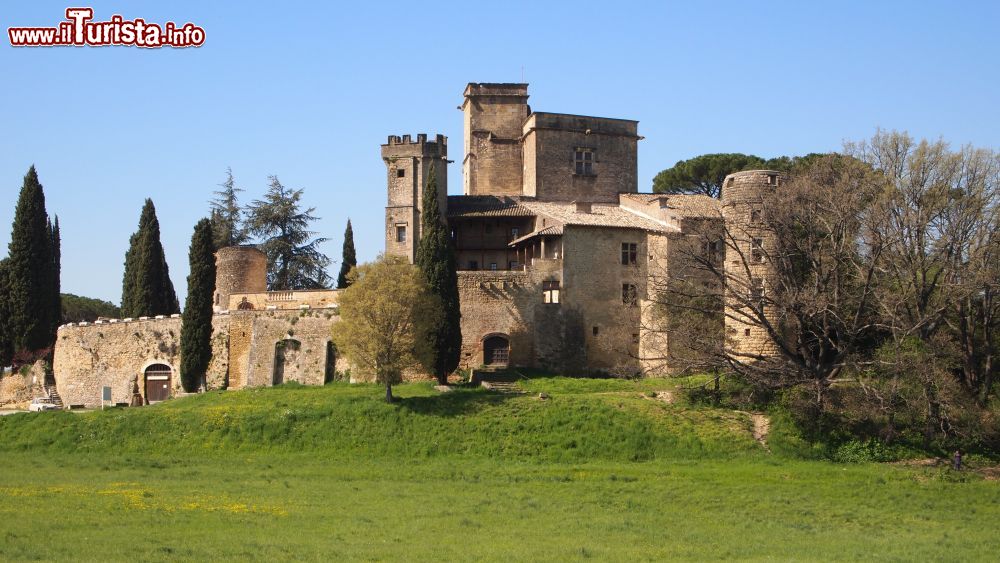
left=381, top=133, right=447, bottom=158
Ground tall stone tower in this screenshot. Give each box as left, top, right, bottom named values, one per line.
left=382, top=134, right=448, bottom=263
left=721, top=170, right=785, bottom=360
left=462, top=83, right=529, bottom=196
left=213, top=246, right=267, bottom=312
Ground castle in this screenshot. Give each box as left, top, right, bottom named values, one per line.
left=49, top=82, right=780, bottom=407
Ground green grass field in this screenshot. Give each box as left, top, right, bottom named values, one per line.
left=1, top=377, right=997, bottom=561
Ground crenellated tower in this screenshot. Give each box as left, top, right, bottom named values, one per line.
left=382, top=133, right=448, bottom=263
left=721, top=170, right=786, bottom=360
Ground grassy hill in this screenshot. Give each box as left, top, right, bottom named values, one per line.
left=1, top=377, right=998, bottom=561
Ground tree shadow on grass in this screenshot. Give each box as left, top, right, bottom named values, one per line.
left=397, top=387, right=520, bottom=417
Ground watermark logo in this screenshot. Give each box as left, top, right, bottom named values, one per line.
left=8, top=7, right=205, bottom=48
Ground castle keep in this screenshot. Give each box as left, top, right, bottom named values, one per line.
left=49, top=82, right=776, bottom=407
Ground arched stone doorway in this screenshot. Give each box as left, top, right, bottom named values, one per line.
left=273, top=339, right=301, bottom=385
left=483, top=334, right=510, bottom=366
left=324, top=341, right=337, bottom=384
left=144, top=364, right=172, bottom=402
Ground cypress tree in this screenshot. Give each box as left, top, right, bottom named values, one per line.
left=180, top=218, right=216, bottom=392
left=49, top=216, right=62, bottom=331
left=337, top=219, right=357, bottom=289
left=121, top=199, right=180, bottom=318
left=0, top=259, right=13, bottom=367
left=7, top=166, right=54, bottom=354
left=414, top=163, right=462, bottom=384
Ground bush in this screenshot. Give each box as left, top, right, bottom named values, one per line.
left=831, top=439, right=902, bottom=463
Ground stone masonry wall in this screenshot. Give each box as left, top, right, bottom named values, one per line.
left=54, top=314, right=231, bottom=408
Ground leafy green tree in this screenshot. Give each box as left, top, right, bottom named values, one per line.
left=48, top=216, right=61, bottom=336
left=331, top=255, right=440, bottom=403
left=653, top=153, right=764, bottom=198
left=209, top=167, right=248, bottom=249
left=414, top=163, right=462, bottom=385
left=336, top=219, right=357, bottom=289
left=180, top=218, right=217, bottom=392
left=245, top=175, right=331, bottom=290
left=121, top=199, right=180, bottom=318
left=6, top=165, right=56, bottom=354
left=60, top=293, right=121, bottom=323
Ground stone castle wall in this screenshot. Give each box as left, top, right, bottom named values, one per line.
left=54, top=315, right=231, bottom=408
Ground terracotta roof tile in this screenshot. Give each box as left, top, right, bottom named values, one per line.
left=447, top=195, right=535, bottom=218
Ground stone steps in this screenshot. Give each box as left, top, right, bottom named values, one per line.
left=44, top=384, right=64, bottom=408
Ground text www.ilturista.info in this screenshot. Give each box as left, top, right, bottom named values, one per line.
left=8, top=7, right=205, bottom=48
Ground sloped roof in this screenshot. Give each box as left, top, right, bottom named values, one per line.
left=508, top=225, right=563, bottom=246
left=447, top=195, right=535, bottom=218
left=620, top=193, right=721, bottom=218
left=518, top=200, right=675, bottom=232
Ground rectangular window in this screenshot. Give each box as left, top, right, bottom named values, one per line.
left=395, top=224, right=407, bottom=243
left=468, top=260, right=478, bottom=271
left=621, top=242, right=637, bottom=265
left=543, top=280, right=560, bottom=304
left=622, top=283, right=638, bottom=306
left=509, top=260, right=519, bottom=270
left=752, top=238, right=765, bottom=263
left=510, top=227, right=519, bottom=240
left=592, top=326, right=599, bottom=336
left=396, top=169, right=405, bottom=178
left=750, top=277, right=764, bottom=301
left=750, top=209, right=761, bottom=223
left=574, top=149, right=595, bottom=175
left=632, top=333, right=640, bottom=344
left=490, top=262, right=497, bottom=271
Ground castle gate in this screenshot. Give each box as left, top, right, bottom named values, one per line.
left=144, top=364, right=172, bottom=402
left=483, top=335, right=510, bottom=366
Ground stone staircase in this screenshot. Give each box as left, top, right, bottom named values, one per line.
left=473, top=368, right=525, bottom=394
left=44, top=384, right=64, bottom=409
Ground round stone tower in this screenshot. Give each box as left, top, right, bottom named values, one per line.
left=720, top=170, right=785, bottom=359
left=214, top=246, right=267, bottom=312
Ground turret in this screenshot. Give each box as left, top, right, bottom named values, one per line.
left=721, top=170, right=785, bottom=359
left=214, top=246, right=267, bottom=312
left=382, top=133, right=448, bottom=263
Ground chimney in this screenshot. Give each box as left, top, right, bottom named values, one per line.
left=574, top=201, right=592, bottom=214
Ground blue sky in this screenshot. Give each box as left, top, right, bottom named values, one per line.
left=2, top=1, right=997, bottom=305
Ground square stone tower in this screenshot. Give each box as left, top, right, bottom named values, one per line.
left=382, top=134, right=448, bottom=263
left=462, top=83, right=529, bottom=196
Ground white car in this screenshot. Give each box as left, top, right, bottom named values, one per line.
left=28, top=398, right=60, bottom=412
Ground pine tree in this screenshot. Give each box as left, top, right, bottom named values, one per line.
left=414, top=163, right=462, bottom=384
left=121, top=199, right=180, bottom=318
left=49, top=216, right=61, bottom=330
left=245, top=175, right=331, bottom=290
left=209, top=167, right=247, bottom=249
left=337, top=219, right=357, bottom=289
left=180, top=218, right=216, bottom=392
left=6, top=165, right=55, bottom=354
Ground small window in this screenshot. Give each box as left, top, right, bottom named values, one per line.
left=490, top=262, right=497, bottom=271
left=744, top=328, right=751, bottom=337
left=468, top=260, right=479, bottom=271
left=622, top=283, right=638, bottom=306
left=592, top=326, right=599, bottom=336
left=767, top=174, right=779, bottom=186
left=750, top=209, right=762, bottom=223
left=543, top=280, right=560, bottom=304
left=621, top=243, right=638, bottom=265
left=703, top=240, right=723, bottom=262
left=752, top=238, right=764, bottom=263
left=575, top=149, right=595, bottom=175
left=509, top=260, right=519, bottom=270
left=396, top=224, right=407, bottom=243
left=510, top=227, right=519, bottom=240
left=632, top=333, right=640, bottom=344
left=397, top=169, right=406, bottom=178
